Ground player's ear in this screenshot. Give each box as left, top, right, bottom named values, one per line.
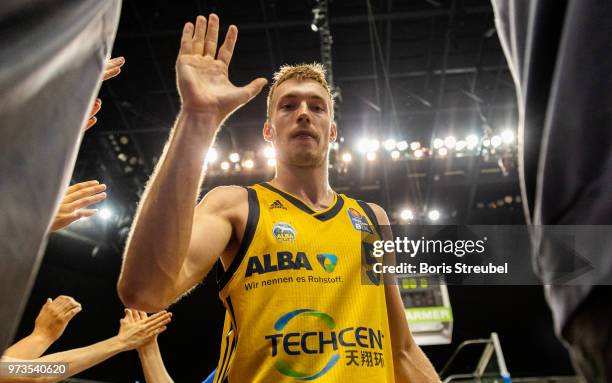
left=263, top=120, right=274, bottom=142
left=329, top=122, right=337, bottom=143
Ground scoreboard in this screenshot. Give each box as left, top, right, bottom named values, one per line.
left=398, top=274, right=453, bottom=345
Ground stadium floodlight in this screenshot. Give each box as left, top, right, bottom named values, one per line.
left=383, top=139, right=397, bottom=151
left=444, top=136, right=457, bottom=149
left=100, top=207, right=113, bottom=220
left=466, top=134, right=479, bottom=149
left=205, top=148, right=218, bottom=164
left=491, top=135, right=502, bottom=148
left=229, top=152, right=240, bottom=163
left=501, top=129, right=514, bottom=144
left=397, top=141, right=409, bottom=151
left=399, top=209, right=414, bottom=221
left=243, top=159, right=254, bottom=169
left=428, top=209, right=440, bottom=221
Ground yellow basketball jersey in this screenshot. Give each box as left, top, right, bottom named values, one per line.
left=214, top=182, right=395, bottom=383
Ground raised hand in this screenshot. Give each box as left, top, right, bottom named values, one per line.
left=50, top=180, right=107, bottom=232
left=85, top=98, right=102, bottom=131
left=33, top=296, right=82, bottom=342
left=117, top=309, right=172, bottom=351
left=123, top=309, right=161, bottom=352
left=176, top=14, right=267, bottom=123
left=103, top=56, right=125, bottom=81
left=84, top=57, right=125, bottom=131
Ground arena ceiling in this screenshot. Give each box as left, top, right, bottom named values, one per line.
left=74, top=0, right=522, bottom=241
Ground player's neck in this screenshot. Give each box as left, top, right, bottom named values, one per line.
left=270, top=161, right=334, bottom=210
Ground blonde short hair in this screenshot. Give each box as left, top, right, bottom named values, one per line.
left=266, top=63, right=334, bottom=119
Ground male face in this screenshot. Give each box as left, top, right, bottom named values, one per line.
left=264, top=78, right=337, bottom=168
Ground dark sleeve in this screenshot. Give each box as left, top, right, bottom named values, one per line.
left=0, top=0, right=122, bottom=353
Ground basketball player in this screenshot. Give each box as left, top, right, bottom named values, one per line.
left=118, top=14, right=439, bottom=382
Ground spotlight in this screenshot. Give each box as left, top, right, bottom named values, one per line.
left=410, top=141, right=421, bottom=151
left=99, top=207, right=113, bottom=220
left=466, top=134, right=479, bottom=149
left=263, top=146, right=276, bottom=159
left=428, top=209, right=440, bottom=221
left=444, top=136, right=456, bottom=149
left=229, top=152, right=240, bottom=163
left=433, top=138, right=444, bottom=149
left=414, top=149, right=424, bottom=158
left=397, top=141, right=409, bottom=151
left=341, top=152, right=352, bottom=163
left=243, top=159, right=254, bottom=169
left=366, top=151, right=377, bottom=161
left=369, top=139, right=380, bottom=152
left=220, top=161, right=230, bottom=171
left=390, top=150, right=400, bottom=160
left=501, top=129, right=515, bottom=144
left=267, top=158, right=276, bottom=167
left=482, top=139, right=491, bottom=147
left=438, top=148, right=448, bottom=157
left=491, top=135, right=502, bottom=148
left=205, top=148, right=218, bottom=164
left=455, top=140, right=467, bottom=151
left=383, top=139, right=397, bottom=151
left=399, top=209, right=414, bottom=221
left=358, top=138, right=380, bottom=153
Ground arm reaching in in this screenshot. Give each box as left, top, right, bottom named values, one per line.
left=50, top=181, right=107, bottom=232
left=117, top=14, right=266, bottom=311
left=369, top=203, right=441, bottom=383
left=85, top=57, right=125, bottom=131
left=4, top=296, right=81, bottom=359
left=126, top=310, right=174, bottom=383
left=0, top=311, right=171, bottom=383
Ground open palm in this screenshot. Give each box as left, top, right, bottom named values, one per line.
left=176, top=14, right=267, bottom=122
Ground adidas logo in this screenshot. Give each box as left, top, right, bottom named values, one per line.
left=269, top=200, right=287, bottom=210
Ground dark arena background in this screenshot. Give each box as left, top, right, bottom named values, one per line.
left=13, top=0, right=579, bottom=382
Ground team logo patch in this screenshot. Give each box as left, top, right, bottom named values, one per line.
left=316, top=254, right=338, bottom=273
left=264, top=309, right=387, bottom=379
left=347, top=208, right=373, bottom=234
left=270, top=199, right=287, bottom=210
left=269, top=309, right=340, bottom=380
left=273, top=222, right=296, bottom=242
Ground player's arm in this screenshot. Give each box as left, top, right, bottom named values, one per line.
left=369, top=203, right=441, bottom=383
left=117, top=14, right=266, bottom=311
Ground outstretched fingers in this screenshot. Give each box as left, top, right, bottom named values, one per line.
left=65, top=180, right=100, bottom=194
left=217, top=25, right=238, bottom=65
left=203, top=13, right=220, bottom=57
left=240, top=78, right=269, bottom=104
left=63, top=183, right=106, bottom=204
left=103, top=57, right=124, bottom=81
left=144, top=311, right=172, bottom=331
left=63, top=191, right=107, bottom=212
left=192, top=15, right=207, bottom=55
left=180, top=22, right=195, bottom=55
